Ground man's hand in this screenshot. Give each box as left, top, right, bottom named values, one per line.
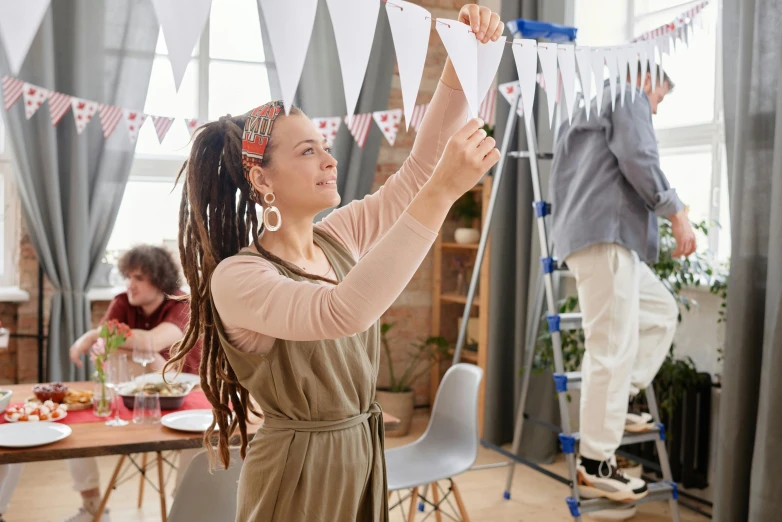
left=69, top=329, right=99, bottom=368
left=670, top=208, right=697, bottom=258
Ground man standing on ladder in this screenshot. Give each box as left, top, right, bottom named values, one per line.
left=549, top=63, right=696, bottom=502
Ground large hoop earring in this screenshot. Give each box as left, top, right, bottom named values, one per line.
left=262, top=192, right=281, bottom=232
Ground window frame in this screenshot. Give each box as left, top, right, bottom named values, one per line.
left=0, top=136, right=22, bottom=288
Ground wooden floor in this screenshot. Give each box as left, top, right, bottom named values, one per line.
left=5, top=411, right=711, bottom=521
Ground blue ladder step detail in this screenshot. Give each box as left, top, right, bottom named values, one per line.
left=553, top=373, right=569, bottom=393
left=578, top=481, right=676, bottom=514
left=533, top=200, right=551, bottom=218
left=547, top=314, right=560, bottom=333
left=418, top=502, right=425, bottom=512
left=541, top=256, right=556, bottom=274
left=565, top=496, right=580, bottom=517
left=667, top=481, right=679, bottom=500
left=558, top=433, right=576, bottom=454
left=503, top=490, right=511, bottom=500
left=657, top=422, right=666, bottom=441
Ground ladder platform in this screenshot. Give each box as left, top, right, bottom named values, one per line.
left=575, top=481, right=678, bottom=515
left=558, top=312, right=582, bottom=331
left=559, top=425, right=664, bottom=450
left=509, top=151, right=554, bottom=160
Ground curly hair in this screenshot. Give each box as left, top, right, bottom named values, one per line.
left=117, top=245, right=181, bottom=295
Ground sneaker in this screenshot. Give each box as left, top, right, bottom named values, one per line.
left=577, top=458, right=648, bottom=502
left=64, top=508, right=111, bottom=522
left=625, top=400, right=654, bottom=433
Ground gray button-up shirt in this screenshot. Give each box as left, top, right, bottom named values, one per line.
left=549, top=82, right=684, bottom=264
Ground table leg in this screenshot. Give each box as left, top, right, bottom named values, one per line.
left=157, top=451, right=167, bottom=522
left=137, top=453, right=148, bottom=508
left=93, top=455, right=126, bottom=522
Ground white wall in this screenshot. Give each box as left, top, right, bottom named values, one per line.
left=574, top=0, right=631, bottom=45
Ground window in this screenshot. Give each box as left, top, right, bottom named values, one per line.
left=633, top=0, right=728, bottom=259
left=0, top=113, right=20, bottom=287
left=110, top=0, right=271, bottom=254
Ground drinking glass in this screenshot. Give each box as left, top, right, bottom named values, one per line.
left=132, top=391, right=161, bottom=424
left=105, top=353, right=130, bottom=427
left=132, top=334, right=155, bottom=377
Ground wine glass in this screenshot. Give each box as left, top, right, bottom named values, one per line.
left=105, top=353, right=130, bottom=427
left=133, top=334, right=155, bottom=377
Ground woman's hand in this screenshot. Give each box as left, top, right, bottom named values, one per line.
left=441, top=4, right=505, bottom=89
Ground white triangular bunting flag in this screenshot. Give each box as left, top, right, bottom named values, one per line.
left=344, top=113, right=372, bottom=148
left=325, top=0, right=380, bottom=123
left=658, top=34, right=669, bottom=57
left=124, top=109, right=147, bottom=144
left=537, top=42, right=559, bottom=127
left=409, top=103, right=428, bottom=133
left=617, top=45, right=630, bottom=107
left=372, top=109, right=402, bottom=146
left=604, top=48, right=619, bottom=112
left=647, top=40, right=658, bottom=92
left=311, top=116, right=341, bottom=147
left=512, top=39, right=538, bottom=128
left=438, top=19, right=479, bottom=119
left=638, top=42, right=648, bottom=92
left=152, top=116, right=175, bottom=143
left=626, top=45, right=639, bottom=103
left=71, top=97, right=98, bottom=134
left=590, top=49, right=605, bottom=117
left=22, top=83, right=49, bottom=119
left=151, top=0, right=212, bottom=91
left=184, top=118, right=206, bottom=137
left=47, top=92, right=72, bottom=126
left=478, top=88, right=497, bottom=126
left=477, top=36, right=506, bottom=115
left=259, top=0, right=319, bottom=114
left=0, top=0, right=50, bottom=75
left=557, top=45, right=577, bottom=124
left=2, top=76, right=24, bottom=110
left=575, top=47, right=592, bottom=120
left=98, top=104, right=123, bottom=139
left=387, top=1, right=430, bottom=131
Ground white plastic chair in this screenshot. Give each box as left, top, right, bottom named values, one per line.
left=167, top=446, right=243, bottom=522
left=385, top=363, right=483, bottom=522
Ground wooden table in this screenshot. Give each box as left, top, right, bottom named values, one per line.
left=0, top=382, right=401, bottom=521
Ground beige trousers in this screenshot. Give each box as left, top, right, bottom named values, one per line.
left=565, top=243, right=678, bottom=461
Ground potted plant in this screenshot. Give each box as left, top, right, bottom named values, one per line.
left=452, top=193, right=481, bottom=244
left=376, top=322, right=450, bottom=436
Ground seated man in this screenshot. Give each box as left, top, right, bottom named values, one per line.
left=62, top=245, right=200, bottom=522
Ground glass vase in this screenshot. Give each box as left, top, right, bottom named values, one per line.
left=92, top=373, right=113, bottom=417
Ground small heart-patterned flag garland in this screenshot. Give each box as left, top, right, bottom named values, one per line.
left=152, top=115, right=175, bottom=143
left=478, top=88, right=497, bottom=126
left=98, top=104, right=123, bottom=139
left=498, top=81, right=524, bottom=118
left=71, top=97, right=98, bottom=134
left=184, top=118, right=207, bottom=137
left=22, top=83, right=49, bottom=119
left=311, top=117, right=341, bottom=148
left=48, top=92, right=72, bottom=127
left=372, top=109, right=402, bottom=146
left=123, top=109, right=148, bottom=144
left=344, top=113, right=373, bottom=149
left=2, top=76, right=24, bottom=111
left=409, top=103, right=428, bottom=133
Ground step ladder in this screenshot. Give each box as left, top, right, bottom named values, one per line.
left=449, top=21, right=682, bottom=522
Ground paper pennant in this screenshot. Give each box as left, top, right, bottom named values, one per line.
left=311, top=116, right=342, bottom=147
left=326, top=0, right=380, bottom=124
left=575, top=47, right=592, bottom=120
left=98, top=104, right=123, bottom=139
left=557, top=45, right=577, bottom=124
left=478, top=88, right=497, bottom=126
left=124, top=109, right=147, bottom=144
left=372, top=109, right=402, bottom=146
left=536, top=42, right=559, bottom=127
left=512, top=39, right=538, bottom=128
left=604, top=48, right=619, bottom=112
left=184, top=118, right=207, bottom=137
left=2, top=76, right=24, bottom=110
left=616, top=45, right=630, bottom=107
left=626, top=45, right=639, bottom=103
left=477, top=36, right=506, bottom=118
left=151, top=0, right=212, bottom=91
left=409, top=103, right=428, bottom=133
left=386, top=1, right=430, bottom=132
left=0, top=0, right=50, bottom=75
left=344, top=113, right=372, bottom=148
left=647, top=40, right=658, bottom=92
left=48, top=92, right=72, bottom=126
left=498, top=81, right=524, bottom=118
left=259, top=0, right=319, bottom=114
left=438, top=19, right=479, bottom=119
left=22, top=83, right=49, bottom=119
left=637, top=41, right=648, bottom=91
left=151, top=116, right=174, bottom=143
left=71, top=97, right=98, bottom=134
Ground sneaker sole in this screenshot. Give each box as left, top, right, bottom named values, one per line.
left=624, top=422, right=656, bottom=433
left=578, top=471, right=649, bottom=502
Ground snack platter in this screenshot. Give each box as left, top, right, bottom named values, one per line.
left=5, top=401, right=68, bottom=423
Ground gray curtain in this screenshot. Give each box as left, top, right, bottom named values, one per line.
left=0, top=0, right=157, bottom=380
left=715, top=0, right=782, bottom=520
left=293, top=0, right=395, bottom=210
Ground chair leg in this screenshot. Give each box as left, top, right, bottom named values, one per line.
left=431, top=482, right=442, bottom=522
left=137, top=453, right=148, bottom=508
left=157, top=452, right=168, bottom=522
left=407, top=487, right=418, bottom=522
left=451, top=480, right=470, bottom=522
left=92, top=455, right=126, bottom=522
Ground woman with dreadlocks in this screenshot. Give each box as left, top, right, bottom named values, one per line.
left=165, top=5, right=503, bottom=521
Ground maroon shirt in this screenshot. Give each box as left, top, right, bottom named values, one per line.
left=102, top=290, right=201, bottom=373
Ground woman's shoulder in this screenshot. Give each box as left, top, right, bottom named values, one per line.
left=211, top=250, right=279, bottom=289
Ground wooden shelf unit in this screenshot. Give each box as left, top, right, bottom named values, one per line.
left=430, top=176, right=492, bottom=438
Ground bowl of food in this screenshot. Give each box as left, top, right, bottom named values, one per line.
left=119, top=381, right=195, bottom=410
left=0, top=389, right=12, bottom=412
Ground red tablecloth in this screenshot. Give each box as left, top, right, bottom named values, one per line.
left=3, top=390, right=211, bottom=425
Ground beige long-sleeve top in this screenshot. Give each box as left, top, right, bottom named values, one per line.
left=211, top=81, right=468, bottom=353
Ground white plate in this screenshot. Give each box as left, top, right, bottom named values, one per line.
left=4, top=410, right=67, bottom=423
left=0, top=422, right=72, bottom=448
left=134, top=372, right=200, bottom=386
left=161, top=409, right=215, bottom=433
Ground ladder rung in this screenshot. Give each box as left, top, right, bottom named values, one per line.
left=576, top=481, right=677, bottom=514
left=553, top=371, right=582, bottom=391
left=508, top=151, right=555, bottom=160
left=558, top=313, right=582, bottom=331
left=567, top=425, right=663, bottom=446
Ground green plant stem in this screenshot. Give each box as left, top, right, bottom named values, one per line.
left=381, top=333, right=397, bottom=390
